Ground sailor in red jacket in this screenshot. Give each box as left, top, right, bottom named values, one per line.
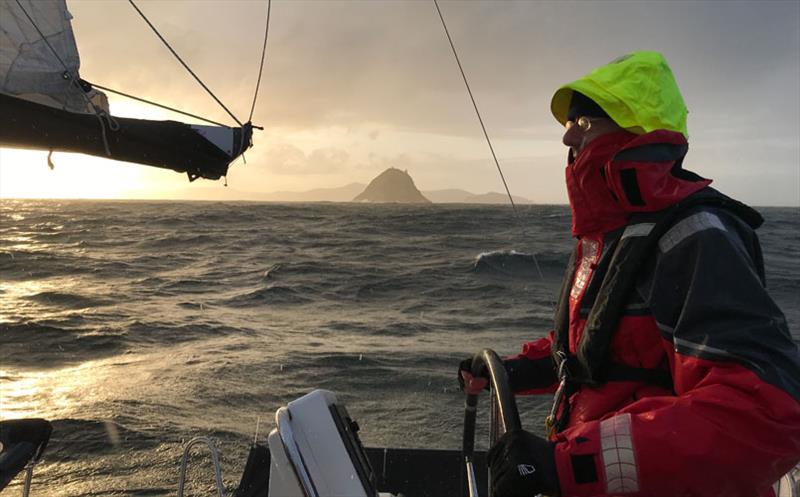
left=460, top=52, right=800, bottom=496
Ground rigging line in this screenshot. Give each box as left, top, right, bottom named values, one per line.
left=433, top=0, right=549, bottom=290
left=13, top=0, right=113, bottom=156
left=248, top=0, right=272, bottom=122
left=432, top=0, right=518, bottom=218
left=127, top=0, right=243, bottom=127
left=90, top=83, right=229, bottom=128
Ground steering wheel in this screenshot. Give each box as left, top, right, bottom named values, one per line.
left=462, top=349, right=522, bottom=497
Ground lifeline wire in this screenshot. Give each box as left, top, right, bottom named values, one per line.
left=433, top=0, right=548, bottom=289
left=248, top=0, right=272, bottom=122
left=127, top=0, right=243, bottom=127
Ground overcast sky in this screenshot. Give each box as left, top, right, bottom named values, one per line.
left=2, top=0, right=798, bottom=205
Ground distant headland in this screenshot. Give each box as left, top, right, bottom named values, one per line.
left=353, top=168, right=430, bottom=203
left=171, top=168, right=534, bottom=204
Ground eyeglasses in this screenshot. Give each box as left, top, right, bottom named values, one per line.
left=565, top=116, right=602, bottom=132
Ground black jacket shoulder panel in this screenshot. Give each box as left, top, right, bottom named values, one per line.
left=637, top=205, right=800, bottom=400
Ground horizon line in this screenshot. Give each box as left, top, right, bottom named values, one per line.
left=1, top=197, right=798, bottom=209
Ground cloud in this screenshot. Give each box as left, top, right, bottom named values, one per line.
left=62, top=0, right=799, bottom=205
left=261, top=143, right=350, bottom=175
left=251, top=138, right=415, bottom=179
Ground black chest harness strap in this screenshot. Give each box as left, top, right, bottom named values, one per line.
left=545, top=189, right=762, bottom=435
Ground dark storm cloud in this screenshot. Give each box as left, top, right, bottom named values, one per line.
left=67, top=0, right=799, bottom=204
left=72, top=0, right=799, bottom=136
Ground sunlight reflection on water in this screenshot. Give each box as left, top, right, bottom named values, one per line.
left=0, top=279, right=83, bottom=322
left=0, top=280, right=48, bottom=322
left=0, top=200, right=796, bottom=496
left=0, top=362, right=108, bottom=419
left=0, top=353, right=163, bottom=421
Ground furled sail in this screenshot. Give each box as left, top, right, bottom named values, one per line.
left=0, top=0, right=90, bottom=111
left=0, top=0, right=252, bottom=181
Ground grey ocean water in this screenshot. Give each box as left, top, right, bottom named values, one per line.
left=1, top=200, right=798, bottom=495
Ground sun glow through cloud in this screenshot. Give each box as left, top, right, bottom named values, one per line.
left=1, top=0, right=797, bottom=205
left=0, top=148, right=151, bottom=199
left=0, top=99, right=203, bottom=199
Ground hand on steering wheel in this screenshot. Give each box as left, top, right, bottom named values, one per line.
left=458, top=357, right=489, bottom=395
left=461, top=349, right=559, bottom=497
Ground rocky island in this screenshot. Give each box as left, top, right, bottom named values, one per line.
left=353, top=168, right=431, bottom=203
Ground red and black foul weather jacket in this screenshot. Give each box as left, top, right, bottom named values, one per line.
left=505, top=130, right=800, bottom=496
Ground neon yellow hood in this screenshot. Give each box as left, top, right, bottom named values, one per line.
left=551, top=51, right=688, bottom=138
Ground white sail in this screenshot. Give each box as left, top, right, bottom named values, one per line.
left=0, top=0, right=104, bottom=113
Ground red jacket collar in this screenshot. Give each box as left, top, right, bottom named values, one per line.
left=566, top=130, right=711, bottom=237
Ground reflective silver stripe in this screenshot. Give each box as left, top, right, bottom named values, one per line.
left=674, top=336, right=735, bottom=360
left=600, top=413, right=639, bottom=494
left=621, top=223, right=655, bottom=240
left=659, top=212, right=727, bottom=253
left=674, top=337, right=766, bottom=375
left=656, top=321, right=675, bottom=335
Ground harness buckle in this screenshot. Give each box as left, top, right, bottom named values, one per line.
left=545, top=377, right=567, bottom=437
left=545, top=352, right=571, bottom=437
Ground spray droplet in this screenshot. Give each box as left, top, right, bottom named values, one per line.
left=104, top=420, right=121, bottom=447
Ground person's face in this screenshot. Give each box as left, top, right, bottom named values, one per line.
left=562, top=116, right=622, bottom=158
